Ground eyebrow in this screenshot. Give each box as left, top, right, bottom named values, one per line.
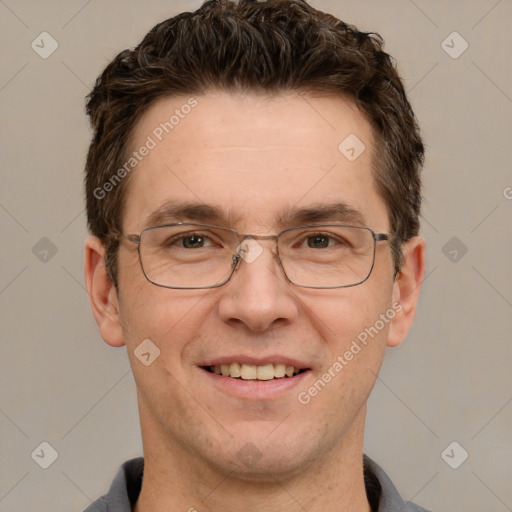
left=276, top=202, right=366, bottom=227
left=143, top=200, right=367, bottom=230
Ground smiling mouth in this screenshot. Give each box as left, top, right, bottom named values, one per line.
left=203, top=363, right=308, bottom=381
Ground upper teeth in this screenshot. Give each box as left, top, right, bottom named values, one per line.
left=210, top=363, right=301, bottom=380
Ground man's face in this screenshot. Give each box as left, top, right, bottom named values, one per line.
left=108, top=91, right=403, bottom=477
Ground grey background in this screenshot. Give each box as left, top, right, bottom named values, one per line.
left=0, top=0, right=511, bottom=510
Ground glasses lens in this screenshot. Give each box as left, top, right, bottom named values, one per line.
left=139, top=224, right=237, bottom=288
left=278, top=225, right=375, bottom=288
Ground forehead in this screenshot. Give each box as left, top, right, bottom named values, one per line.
left=123, top=91, right=385, bottom=232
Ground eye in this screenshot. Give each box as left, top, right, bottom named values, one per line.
left=302, top=233, right=349, bottom=249
left=166, top=233, right=215, bottom=249
left=306, top=234, right=333, bottom=249
left=181, top=234, right=208, bottom=248
left=287, top=227, right=357, bottom=252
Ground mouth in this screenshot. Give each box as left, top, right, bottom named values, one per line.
left=202, top=363, right=309, bottom=381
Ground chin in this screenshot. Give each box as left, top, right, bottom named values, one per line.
left=215, top=448, right=316, bottom=483
left=201, top=425, right=320, bottom=482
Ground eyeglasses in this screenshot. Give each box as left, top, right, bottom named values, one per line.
left=119, top=223, right=392, bottom=289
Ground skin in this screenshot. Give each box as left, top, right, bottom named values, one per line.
left=85, top=91, right=425, bottom=512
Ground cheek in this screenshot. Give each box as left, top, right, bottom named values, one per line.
left=297, top=296, right=390, bottom=424
left=119, top=289, right=214, bottom=420
left=118, top=281, right=214, bottom=366
left=299, top=285, right=392, bottom=395
left=303, top=284, right=392, bottom=351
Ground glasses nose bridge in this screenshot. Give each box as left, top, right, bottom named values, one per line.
left=238, top=232, right=280, bottom=254
left=241, top=232, right=278, bottom=242
left=231, top=233, right=283, bottom=273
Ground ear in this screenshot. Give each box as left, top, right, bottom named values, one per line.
left=387, top=236, right=426, bottom=348
left=84, top=236, right=125, bottom=347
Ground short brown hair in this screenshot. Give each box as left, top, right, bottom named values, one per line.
left=85, top=0, right=424, bottom=287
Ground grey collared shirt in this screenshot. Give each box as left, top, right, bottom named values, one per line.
left=83, top=455, right=431, bottom=512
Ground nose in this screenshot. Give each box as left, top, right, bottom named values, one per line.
left=216, top=238, right=299, bottom=332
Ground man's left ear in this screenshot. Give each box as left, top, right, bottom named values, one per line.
left=387, top=236, right=426, bottom=348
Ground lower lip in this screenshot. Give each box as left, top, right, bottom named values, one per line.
left=200, top=368, right=311, bottom=400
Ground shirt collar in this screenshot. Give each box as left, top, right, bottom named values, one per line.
left=86, top=455, right=428, bottom=512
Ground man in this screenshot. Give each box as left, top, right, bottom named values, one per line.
left=83, top=0, right=428, bottom=510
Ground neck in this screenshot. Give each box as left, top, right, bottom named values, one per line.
left=134, top=408, right=371, bottom=512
